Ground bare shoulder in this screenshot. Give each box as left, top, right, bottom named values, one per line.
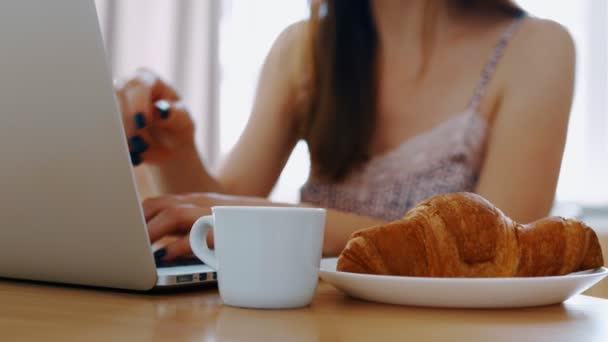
left=252, top=19, right=312, bottom=123
left=493, top=17, right=576, bottom=121
left=504, top=17, right=575, bottom=80
left=261, top=20, right=312, bottom=107
left=266, top=20, right=309, bottom=71
left=477, top=16, right=575, bottom=124
left=519, top=17, right=574, bottom=44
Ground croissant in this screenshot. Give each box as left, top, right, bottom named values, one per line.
left=337, top=193, right=604, bottom=277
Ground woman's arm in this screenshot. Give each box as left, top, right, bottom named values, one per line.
left=475, top=19, right=576, bottom=223
left=147, top=23, right=307, bottom=196
left=147, top=144, right=223, bottom=195
left=115, top=69, right=220, bottom=195
left=215, top=23, right=308, bottom=197
left=322, top=208, right=386, bottom=255
left=143, top=193, right=385, bottom=259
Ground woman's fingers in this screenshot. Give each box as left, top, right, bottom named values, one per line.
left=127, top=69, right=180, bottom=128
left=114, top=70, right=180, bottom=129
left=159, top=223, right=215, bottom=261
left=143, top=194, right=217, bottom=260
left=143, top=193, right=217, bottom=221
left=116, top=75, right=153, bottom=165
left=142, top=195, right=181, bottom=221
left=115, top=80, right=135, bottom=136
left=163, top=236, right=193, bottom=261
left=147, top=205, right=210, bottom=243
left=137, top=68, right=180, bottom=102
left=124, top=80, right=152, bottom=126
left=150, top=100, right=191, bottom=129
left=114, top=69, right=199, bottom=165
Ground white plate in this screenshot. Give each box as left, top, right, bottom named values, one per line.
left=319, top=258, right=608, bottom=308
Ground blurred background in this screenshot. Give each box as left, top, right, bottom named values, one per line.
left=94, top=0, right=608, bottom=210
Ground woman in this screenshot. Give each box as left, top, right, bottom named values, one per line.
left=117, top=0, right=575, bottom=261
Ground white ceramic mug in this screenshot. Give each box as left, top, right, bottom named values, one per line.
left=190, top=206, right=326, bottom=309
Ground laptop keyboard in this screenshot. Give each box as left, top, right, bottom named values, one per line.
left=155, top=256, right=205, bottom=268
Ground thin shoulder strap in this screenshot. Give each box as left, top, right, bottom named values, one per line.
left=468, top=16, right=526, bottom=111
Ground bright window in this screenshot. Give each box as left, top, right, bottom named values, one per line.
left=518, top=0, right=608, bottom=205
left=219, top=0, right=309, bottom=203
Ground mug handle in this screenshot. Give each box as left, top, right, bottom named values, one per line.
left=190, top=215, right=218, bottom=270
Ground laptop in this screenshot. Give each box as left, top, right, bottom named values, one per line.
left=0, top=0, right=215, bottom=290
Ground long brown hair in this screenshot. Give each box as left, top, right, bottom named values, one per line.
left=298, top=0, right=523, bottom=182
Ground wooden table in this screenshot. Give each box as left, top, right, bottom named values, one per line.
left=1, top=280, right=608, bottom=342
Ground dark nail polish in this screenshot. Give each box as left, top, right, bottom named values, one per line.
left=156, top=100, right=171, bottom=119
left=154, top=248, right=167, bottom=260
left=129, top=136, right=149, bottom=153
left=130, top=151, right=142, bottom=166
left=134, top=112, right=146, bottom=129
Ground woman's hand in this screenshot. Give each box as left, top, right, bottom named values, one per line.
left=115, top=69, right=196, bottom=166
left=143, top=193, right=224, bottom=260
left=143, top=192, right=386, bottom=260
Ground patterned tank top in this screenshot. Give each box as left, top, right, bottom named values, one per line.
left=300, top=17, right=525, bottom=221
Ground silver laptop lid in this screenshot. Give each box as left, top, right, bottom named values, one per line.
left=0, top=0, right=157, bottom=290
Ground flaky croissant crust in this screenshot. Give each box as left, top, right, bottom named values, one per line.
left=337, top=193, right=604, bottom=277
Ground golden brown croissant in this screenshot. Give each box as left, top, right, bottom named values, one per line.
left=337, top=193, right=604, bottom=277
